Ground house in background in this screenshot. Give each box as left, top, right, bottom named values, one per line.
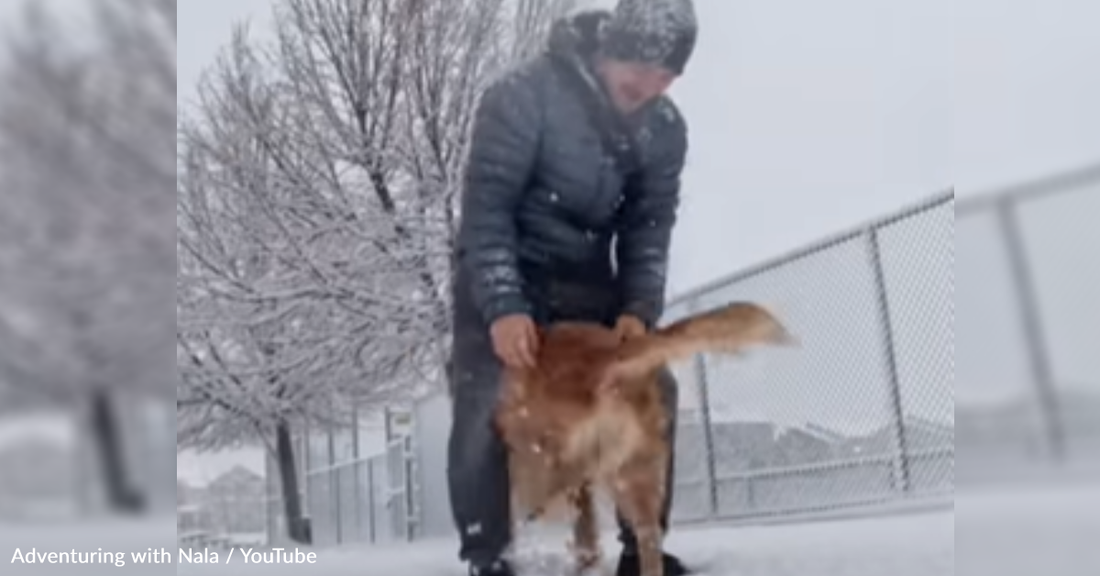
left=177, top=465, right=268, bottom=540
left=674, top=408, right=849, bottom=481
left=202, top=465, right=267, bottom=535
left=838, top=415, right=954, bottom=457
left=177, top=478, right=206, bottom=536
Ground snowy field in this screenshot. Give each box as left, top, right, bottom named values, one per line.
left=4, top=483, right=1099, bottom=575
left=956, top=480, right=1100, bottom=576
left=174, top=508, right=953, bottom=576
left=2, top=514, right=176, bottom=575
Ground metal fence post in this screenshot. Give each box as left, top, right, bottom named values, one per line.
left=404, top=435, right=417, bottom=542
left=866, top=227, right=913, bottom=494
left=996, top=197, right=1066, bottom=462
left=327, top=430, right=341, bottom=544
left=694, top=349, right=720, bottom=518
left=367, top=463, right=376, bottom=544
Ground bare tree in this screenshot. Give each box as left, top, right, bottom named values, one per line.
left=0, top=0, right=175, bottom=513
left=264, top=0, right=454, bottom=372
left=397, top=0, right=507, bottom=305
left=512, top=0, right=581, bottom=61
left=175, top=0, right=580, bottom=540
left=176, top=25, right=423, bottom=541
left=180, top=0, right=522, bottom=398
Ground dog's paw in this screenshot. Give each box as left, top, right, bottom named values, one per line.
left=572, top=556, right=609, bottom=576
left=566, top=543, right=603, bottom=576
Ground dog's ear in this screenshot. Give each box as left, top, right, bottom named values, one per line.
left=600, top=302, right=794, bottom=388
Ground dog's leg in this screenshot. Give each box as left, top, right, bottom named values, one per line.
left=509, top=453, right=554, bottom=523
left=568, top=483, right=601, bottom=574
left=612, top=456, right=668, bottom=576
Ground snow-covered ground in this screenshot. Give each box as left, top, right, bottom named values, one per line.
left=177, top=508, right=951, bottom=576
left=2, top=513, right=176, bottom=575
left=956, top=480, right=1100, bottom=576
left=5, top=483, right=1099, bottom=575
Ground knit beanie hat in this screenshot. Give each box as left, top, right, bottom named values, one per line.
left=600, top=0, right=698, bottom=75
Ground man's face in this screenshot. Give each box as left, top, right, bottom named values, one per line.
left=596, top=58, right=677, bottom=114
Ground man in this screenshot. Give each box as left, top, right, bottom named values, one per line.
left=447, top=1, right=697, bottom=575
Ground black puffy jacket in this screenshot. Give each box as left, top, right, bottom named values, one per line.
left=455, top=11, right=689, bottom=329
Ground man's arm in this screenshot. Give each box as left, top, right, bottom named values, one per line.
left=615, top=103, right=688, bottom=328
left=456, top=70, right=542, bottom=326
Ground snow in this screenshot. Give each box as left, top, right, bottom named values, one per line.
left=956, top=481, right=1100, bottom=576
left=170, top=508, right=952, bottom=575
left=604, top=0, right=697, bottom=63
left=611, top=0, right=697, bottom=39
left=168, top=483, right=1072, bottom=576
left=3, top=483, right=1096, bottom=575
left=0, top=413, right=73, bottom=449
left=1, top=513, right=176, bottom=575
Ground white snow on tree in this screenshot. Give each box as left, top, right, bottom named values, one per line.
left=175, top=0, right=578, bottom=543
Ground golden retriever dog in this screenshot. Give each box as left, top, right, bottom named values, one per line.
left=494, top=301, right=794, bottom=576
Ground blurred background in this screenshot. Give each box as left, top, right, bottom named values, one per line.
left=0, top=0, right=1095, bottom=574
left=0, top=0, right=175, bottom=572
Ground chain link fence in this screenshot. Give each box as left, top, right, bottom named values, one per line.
left=957, top=164, right=1100, bottom=484
left=274, top=190, right=956, bottom=546
left=665, top=190, right=953, bottom=523
left=263, top=416, right=420, bottom=548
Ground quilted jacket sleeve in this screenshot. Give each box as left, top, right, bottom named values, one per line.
left=615, top=102, right=688, bottom=327
left=456, top=70, right=543, bottom=326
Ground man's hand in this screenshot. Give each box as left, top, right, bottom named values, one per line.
left=490, top=314, right=539, bottom=369
left=613, top=314, right=647, bottom=342
left=598, top=316, right=647, bottom=396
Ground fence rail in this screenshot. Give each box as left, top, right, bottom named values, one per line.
left=665, top=190, right=953, bottom=305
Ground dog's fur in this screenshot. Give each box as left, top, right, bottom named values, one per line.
left=494, top=302, right=794, bottom=576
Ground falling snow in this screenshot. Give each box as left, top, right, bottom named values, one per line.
left=604, top=0, right=697, bottom=60
left=165, top=483, right=1100, bottom=575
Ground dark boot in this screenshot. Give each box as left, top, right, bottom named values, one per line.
left=615, top=552, right=692, bottom=576
left=468, top=558, right=516, bottom=576
left=616, top=368, right=685, bottom=574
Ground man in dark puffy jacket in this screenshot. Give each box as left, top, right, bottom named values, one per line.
left=448, top=1, right=697, bottom=575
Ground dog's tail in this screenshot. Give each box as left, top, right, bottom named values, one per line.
left=603, top=302, right=795, bottom=387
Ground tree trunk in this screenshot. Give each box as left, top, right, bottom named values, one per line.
left=88, top=388, right=146, bottom=513
left=276, top=421, right=311, bottom=544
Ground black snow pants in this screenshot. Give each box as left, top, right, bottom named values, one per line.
left=446, top=264, right=680, bottom=566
